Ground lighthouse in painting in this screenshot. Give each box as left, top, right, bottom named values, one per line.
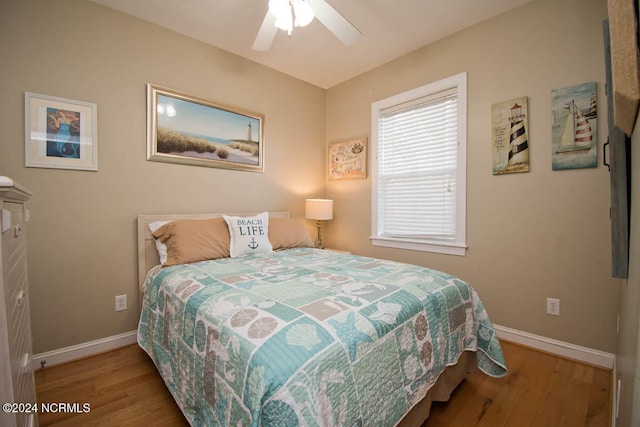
left=507, top=102, right=529, bottom=168
left=246, top=122, right=252, bottom=142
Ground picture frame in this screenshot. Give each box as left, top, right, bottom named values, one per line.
left=551, top=82, right=598, bottom=170
left=147, top=84, right=264, bottom=172
left=24, top=92, right=98, bottom=171
left=328, top=137, right=367, bottom=180
left=491, top=96, right=530, bottom=175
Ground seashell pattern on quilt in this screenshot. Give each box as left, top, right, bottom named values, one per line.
left=138, top=248, right=507, bottom=426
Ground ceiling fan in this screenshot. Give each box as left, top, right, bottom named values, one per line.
left=253, top=0, right=361, bottom=51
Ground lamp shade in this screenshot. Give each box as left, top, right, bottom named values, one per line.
left=292, top=0, right=314, bottom=27
left=305, top=199, right=333, bottom=220
left=270, top=0, right=293, bottom=32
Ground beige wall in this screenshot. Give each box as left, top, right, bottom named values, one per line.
left=0, top=0, right=326, bottom=353
left=616, top=110, right=639, bottom=426
left=325, top=0, right=619, bottom=352
left=0, top=0, right=621, bottom=356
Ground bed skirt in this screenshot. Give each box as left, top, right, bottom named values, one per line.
left=398, top=351, right=476, bottom=427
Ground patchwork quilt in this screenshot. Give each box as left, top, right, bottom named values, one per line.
left=138, top=248, right=507, bottom=426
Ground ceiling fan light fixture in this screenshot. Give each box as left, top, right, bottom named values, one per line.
left=292, top=0, right=314, bottom=27
left=268, top=0, right=289, bottom=18
left=269, top=0, right=293, bottom=34
left=274, top=12, right=293, bottom=34
left=253, top=0, right=360, bottom=51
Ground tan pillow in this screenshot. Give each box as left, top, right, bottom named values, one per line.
left=152, top=218, right=230, bottom=266
left=268, top=218, right=314, bottom=250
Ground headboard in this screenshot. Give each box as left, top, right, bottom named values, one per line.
left=137, top=211, right=291, bottom=302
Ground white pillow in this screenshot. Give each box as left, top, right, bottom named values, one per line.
left=223, top=212, right=273, bottom=258
left=148, top=220, right=170, bottom=265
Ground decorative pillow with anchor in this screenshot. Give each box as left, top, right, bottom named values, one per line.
left=223, top=212, right=273, bottom=258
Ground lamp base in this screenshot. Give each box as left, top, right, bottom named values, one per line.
left=315, top=220, right=324, bottom=249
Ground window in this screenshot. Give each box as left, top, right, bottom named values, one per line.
left=370, top=73, right=467, bottom=256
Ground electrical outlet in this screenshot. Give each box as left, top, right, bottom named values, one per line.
left=115, top=294, right=127, bottom=312
left=546, top=297, right=560, bottom=316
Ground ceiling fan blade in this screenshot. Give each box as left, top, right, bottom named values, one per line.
left=312, top=0, right=361, bottom=46
left=253, top=12, right=278, bottom=50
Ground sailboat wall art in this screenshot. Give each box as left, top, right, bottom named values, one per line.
left=551, top=82, right=597, bottom=170
left=492, top=96, right=530, bottom=175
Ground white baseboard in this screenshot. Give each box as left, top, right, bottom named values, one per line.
left=494, top=324, right=615, bottom=369
left=31, top=325, right=615, bottom=372
left=32, top=330, right=138, bottom=370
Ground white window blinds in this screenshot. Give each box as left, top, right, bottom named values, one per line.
left=377, top=89, right=459, bottom=240
left=371, top=73, right=466, bottom=255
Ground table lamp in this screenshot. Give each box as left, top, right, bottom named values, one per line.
left=305, top=198, right=333, bottom=249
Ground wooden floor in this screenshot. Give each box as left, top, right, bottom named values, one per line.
left=34, top=341, right=611, bottom=426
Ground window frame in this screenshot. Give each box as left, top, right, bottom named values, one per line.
left=370, top=72, right=467, bottom=256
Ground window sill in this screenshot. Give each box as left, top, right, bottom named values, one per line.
left=370, top=236, right=467, bottom=256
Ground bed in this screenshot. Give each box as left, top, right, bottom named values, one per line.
left=137, top=212, right=507, bottom=426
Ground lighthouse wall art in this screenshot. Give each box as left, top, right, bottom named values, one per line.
left=491, top=96, right=530, bottom=175
left=146, top=84, right=264, bottom=172
left=551, top=82, right=597, bottom=170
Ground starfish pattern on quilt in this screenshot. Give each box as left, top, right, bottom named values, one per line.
left=327, top=312, right=374, bottom=361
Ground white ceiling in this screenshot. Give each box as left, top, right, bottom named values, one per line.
left=89, top=0, right=535, bottom=89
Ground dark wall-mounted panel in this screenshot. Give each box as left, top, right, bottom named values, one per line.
left=604, top=18, right=632, bottom=278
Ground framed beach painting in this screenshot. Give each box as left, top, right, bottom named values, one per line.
left=24, top=92, right=98, bottom=171
left=551, top=82, right=597, bottom=170
left=146, top=84, right=264, bottom=172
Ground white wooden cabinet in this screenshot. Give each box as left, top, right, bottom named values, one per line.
left=0, top=177, right=37, bottom=427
